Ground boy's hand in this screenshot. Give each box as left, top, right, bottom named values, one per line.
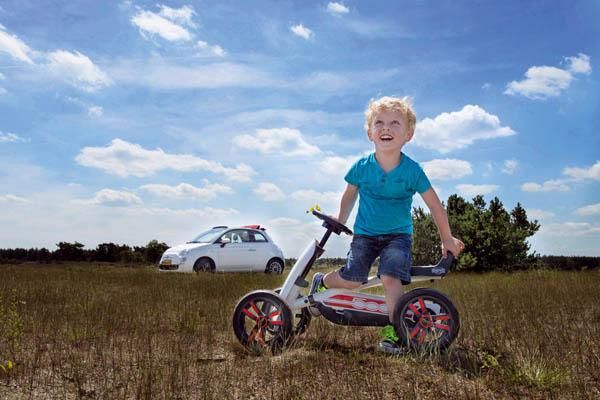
left=442, top=237, right=465, bottom=258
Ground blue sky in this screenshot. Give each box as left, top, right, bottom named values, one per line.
left=0, top=1, right=598, bottom=258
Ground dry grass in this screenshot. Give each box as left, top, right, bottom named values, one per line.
left=0, top=263, right=599, bottom=399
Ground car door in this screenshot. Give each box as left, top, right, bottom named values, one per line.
left=214, top=229, right=253, bottom=271
left=249, top=230, right=271, bottom=272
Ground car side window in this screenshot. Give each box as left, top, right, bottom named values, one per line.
left=252, top=232, right=267, bottom=242
left=220, top=229, right=251, bottom=243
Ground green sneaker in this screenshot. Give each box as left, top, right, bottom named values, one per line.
left=379, top=324, right=399, bottom=342
left=378, top=325, right=404, bottom=355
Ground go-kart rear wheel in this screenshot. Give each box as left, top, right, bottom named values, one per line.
left=232, top=290, right=293, bottom=355
left=392, top=288, right=459, bottom=352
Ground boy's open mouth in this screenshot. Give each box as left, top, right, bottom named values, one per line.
left=380, top=135, right=394, bottom=141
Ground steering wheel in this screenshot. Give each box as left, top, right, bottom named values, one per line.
left=312, top=210, right=353, bottom=236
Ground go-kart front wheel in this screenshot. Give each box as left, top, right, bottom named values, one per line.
left=392, top=288, right=459, bottom=352
left=232, top=290, right=293, bottom=355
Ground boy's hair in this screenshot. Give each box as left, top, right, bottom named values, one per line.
left=364, top=96, right=416, bottom=133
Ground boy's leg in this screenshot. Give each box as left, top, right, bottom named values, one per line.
left=322, top=270, right=362, bottom=289
left=378, top=233, right=412, bottom=319
left=321, top=235, right=377, bottom=290
left=380, top=275, right=405, bottom=323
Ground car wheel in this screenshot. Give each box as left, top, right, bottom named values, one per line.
left=265, top=258, right=284, bottom=275
left=193, top=257, right=215, bottom=273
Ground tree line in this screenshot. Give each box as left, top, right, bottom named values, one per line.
left=0, top=240, right=169, bottom=265
left=1, top=194, right=598, bottom=271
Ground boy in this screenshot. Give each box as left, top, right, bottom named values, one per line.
left=312, top=96, right=464, bottom=354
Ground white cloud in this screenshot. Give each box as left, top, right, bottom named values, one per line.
left=527, top=208, right=555, bottom=220
left=414, top=105, right=516, bottom=153
left=46, top=50, right=111, bottom=91
left=254, top=182, right=286, bottom=201
left=111, top=60, right=274, bottom=89
left=140, top=206, right=238, bottom=218
left=0, top=194, right=31, bottom=203
left=0, top=25, right=34, bottom=64
left=88, top=106, right=103, bottom=117
left=563, top=161, right=600, bottom=181
left=505, top=66, right=572, bottom=99
left=565, top=53, right=592, bottom=75
left=575, top=203, right=600, bottom=216
left=456, top=184, right=499, bottom=197
left=140, top=181, right=232, bottom=201
left=0, top=132, right=29, bottom=143
left=158, top=5, right=196, bottom=28
left=316, top=155, right=357, bottom=177
left=291, top=24, right=313, bottom=40
left=75, top=189, right=143, bottom=206
left=0, top=72, right=5, bottom=80
left=233, top=128, right=321, bottom=157
left=481, top=82, right=491, bottom=89
left=327, top=2, right=350, bottom=15
left=541, top=222, right=600, bottom=237
left=269, top=217, right=302, bottom=226
left=131, top=8, right=193, bottom=41
left=421, top=159, right=472, bottom=181
left=290, top=189, right=340, bottom=207
left=521, top=180, right=570, bottom=192
left=505, top=54, right=591, bottom=99
left=75, top=138, right=256, bottom=181
left=195, top=40, right=226, bottom=57
left=502, top=159, right=518, bottom=175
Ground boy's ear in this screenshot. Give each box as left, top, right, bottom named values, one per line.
left=367, top=129, right=374, bottom=142
left=406, top=128, right=415, bottom=142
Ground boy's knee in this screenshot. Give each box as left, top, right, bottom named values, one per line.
left=380, top=274, right=403, bottom=288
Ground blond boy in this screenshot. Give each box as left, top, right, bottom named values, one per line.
left=312, top=96, right=464, bottom=353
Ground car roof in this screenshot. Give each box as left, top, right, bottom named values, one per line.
left=211, top=225, right=267, bottom=231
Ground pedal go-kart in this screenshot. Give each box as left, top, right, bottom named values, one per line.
left=232, top=209, right=459, bottom=354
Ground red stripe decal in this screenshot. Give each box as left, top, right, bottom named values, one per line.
left=323, top=301, right=387, bottom=314
left=434, top=323, right=450, bottom=331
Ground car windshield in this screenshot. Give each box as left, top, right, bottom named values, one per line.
left=188, top=227, right=228, bottom=243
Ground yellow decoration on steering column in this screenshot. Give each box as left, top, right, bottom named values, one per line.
left=306, top=204, right=321, bottom=213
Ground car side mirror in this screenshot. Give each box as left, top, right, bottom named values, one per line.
left=220, top=237, right=231, bottom=247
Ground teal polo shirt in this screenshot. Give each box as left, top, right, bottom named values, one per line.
left=345, top=152, right=431, bottom=236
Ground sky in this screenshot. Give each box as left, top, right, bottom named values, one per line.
left=0, top=1, right=598, bottom=258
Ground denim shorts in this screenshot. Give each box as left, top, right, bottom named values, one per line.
left=338, top=233, right=412, bottom=285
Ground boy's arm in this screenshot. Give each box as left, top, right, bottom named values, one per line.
left=420, top=188, right=464, bottom=257
left=337, top=184, right=358, bottom=225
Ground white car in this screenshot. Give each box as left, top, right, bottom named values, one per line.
left=158, top=225, right=285, bottom=274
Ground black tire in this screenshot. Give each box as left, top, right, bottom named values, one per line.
left=392, top=288, right=459, bottom=352
left=232, top=290, right=293, bottom=355
left=275, top=288, right=311, bottom=336
left=265, top=258, right=284, bottom=275
left=193, top=257, right=215, bottom=273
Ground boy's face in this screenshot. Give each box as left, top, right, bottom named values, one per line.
left=367, top=109, right=414, bottom=151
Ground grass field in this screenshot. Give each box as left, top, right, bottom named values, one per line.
left=0, top=263, right=599, bottom=399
